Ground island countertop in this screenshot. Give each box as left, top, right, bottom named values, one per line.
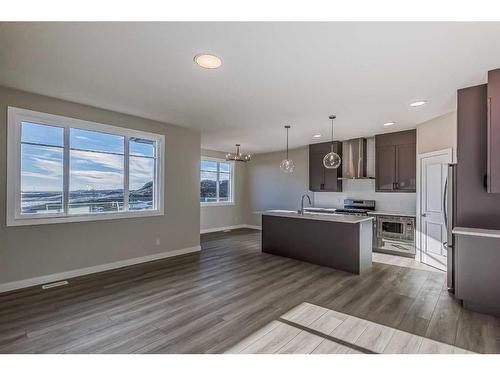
left=262, top=210, right=374, bottom=224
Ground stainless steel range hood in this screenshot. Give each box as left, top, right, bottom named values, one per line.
left=339, top=138, right=372, bottom=179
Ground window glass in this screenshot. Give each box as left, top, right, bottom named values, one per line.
left=21, top=144, right=63, bottom=214
left=21, top=122, right=64, bottom=147
left=200, top=171, right=218, bottom=202
left=69, top=150, right=124, bottom=214
left=70, top=128, right=124, bottom=154
left=200, top=160, right=218, bottom=172
left=130, top=137, right=155, bottom=157
left=129, top=156, right=155, bottom=210
left=219, top=172, right=230, bottom=201
left=9, top=108, right=164, bottom=225
left=200, top=159, right=233, bottom=204
left=220, top=162, right=231, bottom=173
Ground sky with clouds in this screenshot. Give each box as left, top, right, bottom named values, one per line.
left=20, top=123, right=155, bottom=192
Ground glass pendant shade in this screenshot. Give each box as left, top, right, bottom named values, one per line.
left=280, top=125, right=295, bottom=173
left=323, top=115, right=341, bottom=169
left=323, top=149, right=341, bottom=169
left=280, top=158, right=295, bottom=173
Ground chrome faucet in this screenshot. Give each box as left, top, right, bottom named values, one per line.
left=299, top=194, right=312, bottom=215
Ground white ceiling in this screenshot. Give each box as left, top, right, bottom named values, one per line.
left=1, top=22, right=500, bottom=154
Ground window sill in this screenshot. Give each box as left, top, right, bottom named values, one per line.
left=7, top=209, right=164, bottom=227
left=200, top=202, right=235, bottom=208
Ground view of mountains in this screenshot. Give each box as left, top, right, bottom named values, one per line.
left=200, top=179, right=229, bottom=202
left=21, top=181, right=154, bottom=214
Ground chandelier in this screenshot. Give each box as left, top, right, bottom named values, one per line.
left=226, top=144, right=251, bottom=162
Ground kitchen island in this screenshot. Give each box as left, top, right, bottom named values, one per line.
left=262, top=211, right=373, bottom=274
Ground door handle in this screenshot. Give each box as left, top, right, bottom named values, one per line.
left=421, top=213, right=427, bottom=217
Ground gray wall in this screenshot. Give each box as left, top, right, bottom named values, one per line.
left=245, top=146, right=309, bottom=226
left=0, top=86, right=201, bottom=285
left=417, top=111, right=457, bottom=162
left=200, top=149, right=247, bottom=232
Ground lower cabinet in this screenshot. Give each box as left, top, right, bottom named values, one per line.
left=455, top=232, right=500, bottom=317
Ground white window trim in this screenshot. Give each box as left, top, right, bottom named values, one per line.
left=200, top=156, right=235, bottom=207
left=6, top=107, right=165, bottom=226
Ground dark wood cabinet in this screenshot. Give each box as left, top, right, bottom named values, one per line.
left=309, top=141, right=343, bottom=192
left=395, top=143, right=417, bottom=191
left=456, top=83, right=500, bottom=229
left=375, top=129, right=416, bottom=192
left=487, top=68, right=500, bottom=193
left=375, top=145, right=396, bottom=191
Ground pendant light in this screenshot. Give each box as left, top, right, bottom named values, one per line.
left=226, top=144, right=251, bottom=162
left=280, top=125, right=295, bottom=173
left=323, top=115, right=341, bottom=169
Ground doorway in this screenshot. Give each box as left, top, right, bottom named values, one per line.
left=416, top=149, right=452, bottom=271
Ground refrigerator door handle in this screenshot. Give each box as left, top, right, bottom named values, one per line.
left=443, top=176, right=448, bottom=231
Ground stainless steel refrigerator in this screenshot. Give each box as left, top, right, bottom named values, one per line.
left=444, top=163, right=457, bottom=294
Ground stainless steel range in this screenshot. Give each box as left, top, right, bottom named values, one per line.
left=334, top=199, right=376, bottom=216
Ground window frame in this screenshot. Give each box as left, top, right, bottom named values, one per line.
left=7, top=107, right=165, bottom=226
left=200, top=157, right=235, bottom=207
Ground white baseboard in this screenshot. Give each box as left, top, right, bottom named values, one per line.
left=200, top=224, right=245, bottom=234
left=244, top=224, right=262, bottom=230
left=0, top=245, right=201, bottom=294
left=200, top=224, right=261, bottom=234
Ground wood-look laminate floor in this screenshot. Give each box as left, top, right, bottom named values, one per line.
left=0, top=228, right=499, bottom=354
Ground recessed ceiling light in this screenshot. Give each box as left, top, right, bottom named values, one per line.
left=409, top=100, right=427, bottom=107
left=194, top=53, right=222, bottom=69
left=313, top=134, right=322, bottom=138
left=383, top=122, right=396, bottom=127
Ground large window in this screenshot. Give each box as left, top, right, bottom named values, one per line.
left=200, top=158, right=234, bottom=205
left=7, top=107, right=165, bottom=226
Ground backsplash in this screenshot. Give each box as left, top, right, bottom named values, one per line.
left=312, top=179, right=416, bottom=214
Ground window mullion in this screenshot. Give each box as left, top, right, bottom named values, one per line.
left=216, top=162, right=220, bottom=203
left=124, top=136, right=130, bottom=212
left=63, top=127, right=70, bottom=215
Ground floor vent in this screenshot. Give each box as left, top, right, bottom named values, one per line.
left=42, top=280, right=69, bottom=289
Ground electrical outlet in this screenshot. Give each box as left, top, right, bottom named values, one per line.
left=156, top=238, right=161, bottom=246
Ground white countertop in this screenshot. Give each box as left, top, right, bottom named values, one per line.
left=452, top=226, right=500, bottom=239
left=368, top=211, right=417, bottom=217
left=262, top=210, right=374, bottom=224
left=306, top=208, right=416, bottom=217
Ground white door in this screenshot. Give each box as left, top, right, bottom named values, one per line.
left=419, top=150, right=452, bottom=271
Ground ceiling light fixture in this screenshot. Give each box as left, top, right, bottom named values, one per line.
left=226, top=144, right=251, bottom=162
left=313, top=134, right=322, bottom=138
left=323, top=115, right=341, bottom=169
left=383, top=122, right=396, bottom=127
left=194, top=53, right=222, bottom=69
left=409, top=100, right=427, bottom=107
left=280, top=125, right=295, bottom=173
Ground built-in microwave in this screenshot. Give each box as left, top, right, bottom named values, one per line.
left=376, top=215, right=415, bottom=242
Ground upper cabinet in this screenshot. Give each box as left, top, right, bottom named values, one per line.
left=487, top=68, right=500, bottom=193
left=309, top=141, right=343, bottom=192
left=375, top=129, right=416, bottom=192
